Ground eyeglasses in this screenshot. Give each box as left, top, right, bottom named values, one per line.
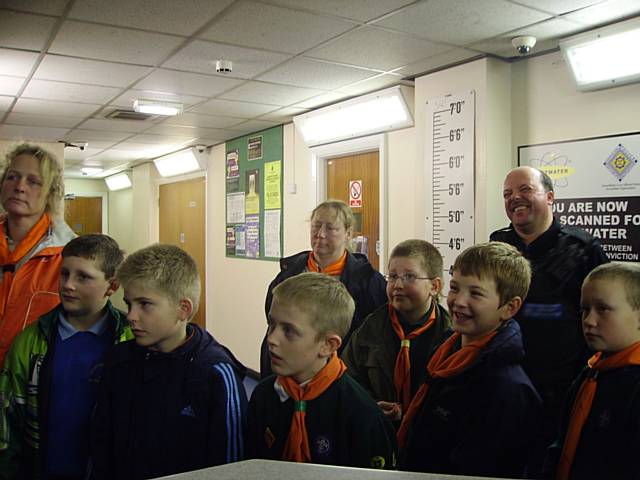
left=384, top=273, right=433, bottom=285
left=310, top=222, right=343, bottom=236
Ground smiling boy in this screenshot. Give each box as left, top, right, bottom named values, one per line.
left=399, top=242, right=541, bottom=478
left=548, top=262, right=640, bottom=480
left=90, top=244, right=247, bottom=480
left=0, top=234, right=130, bottom=480
left=247, top=272, right=396, bottom=468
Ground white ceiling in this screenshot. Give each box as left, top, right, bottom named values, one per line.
left=1, top=0, right=639, bottom=178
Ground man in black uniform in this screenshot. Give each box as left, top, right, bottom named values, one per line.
left=490, top=166, right=608, bottom=475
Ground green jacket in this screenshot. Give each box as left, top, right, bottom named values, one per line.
left=0, top=301, right=132, bottom=479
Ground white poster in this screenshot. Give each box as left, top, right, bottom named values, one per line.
left=226, top=192, right=245, bottom=224
left=264, top=209, right=281, bottom=258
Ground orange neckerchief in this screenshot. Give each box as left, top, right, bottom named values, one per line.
left=306, top=251, right=347, bottom=277
left=0, top=213, right=51, bottom=318
left=397, top=330, right=497, bottom=448
left=390, top=303, right=436, bottom=413
left=278, top=353, right=347, bottom=462
left=556, top=342, right=640, bottom=480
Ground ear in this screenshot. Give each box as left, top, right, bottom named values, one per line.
left=177, top=298, right=194, bottom=322
left=546, top=189, right=555, bottom=206
left=430, top=277, right=442, bottom=296
left=105, top=278, right=119, bottom=297
left=319, top=334, right=342, bottom=358
left=499, top=296, right=523, bottom=321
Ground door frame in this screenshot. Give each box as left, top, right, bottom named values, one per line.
left=63, top=191, right=108, bottom=234
left=310, top=134, right=388, bottom=273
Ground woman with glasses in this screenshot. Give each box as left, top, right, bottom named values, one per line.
left=260, top=200, right=386, bottom=378
left=343, top=239, right=449, bottom=425
left=0, top=144, right=75, bottom=365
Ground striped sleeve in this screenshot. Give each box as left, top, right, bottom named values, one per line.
left=213, top=363, right=246, bottom=463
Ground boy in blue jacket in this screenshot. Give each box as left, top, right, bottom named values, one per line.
left=399, top=242, right=541, bottom=478
left=90, top=244, right=247, bottom=480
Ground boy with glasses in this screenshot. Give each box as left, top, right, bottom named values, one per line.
left=343, top=239, right=449, bottom=423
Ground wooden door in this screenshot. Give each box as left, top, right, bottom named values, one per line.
left=326, top=151, right=380, bottom=270
left=159, top=178, right=206, bottom=329
left=64, top=196, right=102, bottom=235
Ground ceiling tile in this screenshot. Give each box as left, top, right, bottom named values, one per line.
left=110, top=89, right=206, bottom=109
left=64, top=147, right=106, bottom=162
left=265, top=0, right=417, bottom=22
left=194, top=137, right=225, bottom=147
left=65, top=129, right=133, bottom=143
left=336, top=73, right=407, bottom=95
left=0, top=95, right=14, bottom=112
left=292, top=92, right=349, bottom=109
left=13, top=98, right=101, bottom=116
left=22, top=79, right=121, bottom=103
left=563, top=0, right=640, bottom=25
left=510, top=0, right=608, bottom=15
left=34, top=55, right=152, bottom=88
left=219, top=81, right=323, bottom=106
left=396, top=48, right=484, bottom=77
left=0, top=75, right=25, bottom=96
left=0, top=124, right=69, bottom=141
left=163, top=112, right=244, bottom=129
left=5, top=112, right=82, bottom=128
left=0, top=11, right=56, bottom=50
left=0, top=0, right=69, bottom=15
left=163, top=40, right=291, bottom=79
left=259, top=106, right=308, bottom=122
left=68, top=0, right=234, bottom=36
left=375, top=0, right=551, bottom=46
left=134, top=69, right=243, bottom=97
left=307, top=27, right=450, bottom=71
left=77, top=118, right=151, bottom=133
left=228, top=119, right=282, bottom=135
left=0, top=49, right=40, bottom=77
left=257, top=58, right=377, bottom=90
left=144, top=124, right=233, bottom=139
left=127, top=134, right=197, bottom=144
left=188, top=98, right=279, bottom=118
left=84, top=149, right=145, bottom=162
left=49, top=21, right=184, bottom=65
left=200, top=1, right=355, bottom=54
left=108, top=142, right=188, bottom=158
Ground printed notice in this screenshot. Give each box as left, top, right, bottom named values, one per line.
left=245, top=215, right=260, bottom=258
left=226, top=150, right=239, bottom=179
left=265, top=160, right=281, bottom=210
left=235, top=225, right=246, bottom=256
left=245, top=169, right=260, bottom=215
left=248, top=135, right=263, bottom=161
left=264, top=209, right=281, bottom=258
left=226, top=192, right=245, bottom=224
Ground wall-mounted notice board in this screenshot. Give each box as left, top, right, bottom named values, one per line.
left=225, top=125, right=283, bottom=261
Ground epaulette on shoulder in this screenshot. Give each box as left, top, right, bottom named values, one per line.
left=489, top=226, right=514, bottom=240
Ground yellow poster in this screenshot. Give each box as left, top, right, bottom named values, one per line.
left=245, top=169, right=260, bottom=215
left=264, top=160, right=281, bottom=210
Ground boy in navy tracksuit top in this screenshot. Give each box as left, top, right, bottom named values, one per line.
left=90, top=244, right=247, bottom=480
left=547, top=263, right=640, bottom=480
left=399, top=242, right=541, bottom=478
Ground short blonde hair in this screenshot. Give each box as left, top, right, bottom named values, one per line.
left=390, top=239, right=443, bottom=279
left=1, top=143, right=64, bottom=216
left=311, top=200, right=355, bottom=232
left=272, top=272, right=355, bottom=339
left=117, top=244, right=200, bottom=318
left=453, top=242, right=531, bottom=306
left=584, top=262, right=640, bottom=310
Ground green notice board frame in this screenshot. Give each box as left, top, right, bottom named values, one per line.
left=225, top=125, right=283, bottom=260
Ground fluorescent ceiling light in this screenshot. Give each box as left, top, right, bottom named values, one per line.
left=294, top=85, right=414, bottom=146
left=560, top=17, right=640, bottom=91
left=133, top=99, right=183, bottom=116
left=105, top=172, right=132, bottom=191
left=153, top=147, right=207, bottom=177
left=81, top=167, right=103, bottom=176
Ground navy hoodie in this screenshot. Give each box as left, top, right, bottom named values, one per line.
left=90, top=324, right=247, bottom=480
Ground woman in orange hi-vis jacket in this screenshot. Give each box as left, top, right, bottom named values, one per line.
left=0, top=144, right=75, bottom=365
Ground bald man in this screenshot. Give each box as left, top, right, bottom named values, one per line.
left=491, top=166, right=608, bottom=474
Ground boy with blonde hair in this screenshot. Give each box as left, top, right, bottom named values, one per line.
left=90, top=244, right=247, bottom=480
left=343, top=239, right=449, bottom=422
left=248, top=272, right=396, bottom=468
left=548, top=262, right=640, bottom=480
left=0, top=234, right=130, bottom=479
left=399, top=242, right=541, bottom=477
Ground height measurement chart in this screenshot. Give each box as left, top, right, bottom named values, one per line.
left=426, top=90, right=475, bottom=279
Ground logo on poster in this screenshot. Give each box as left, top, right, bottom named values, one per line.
left=604, top=144, right=637, bottom=182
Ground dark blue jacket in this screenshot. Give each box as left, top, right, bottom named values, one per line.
left=546, top=363, right=640, bottom=480
left=260, top=250, right=387, bottom=377
left=401, top=319, right=542, bottom=478
left=90, top=324, right=247, bottom=480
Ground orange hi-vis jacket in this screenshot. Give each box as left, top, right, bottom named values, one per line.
left=0, top=215, right=75, bottom=365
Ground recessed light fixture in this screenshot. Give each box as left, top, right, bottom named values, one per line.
left=105, top=172, right=132, bottom=191
left=133, top=99, right=183, bottom=116
left=153, top=147, right=208, bottom=177
left=81, top=167, right=103, bottom=176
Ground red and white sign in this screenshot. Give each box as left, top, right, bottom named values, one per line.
left=349, top=180, right=362, bottom=207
